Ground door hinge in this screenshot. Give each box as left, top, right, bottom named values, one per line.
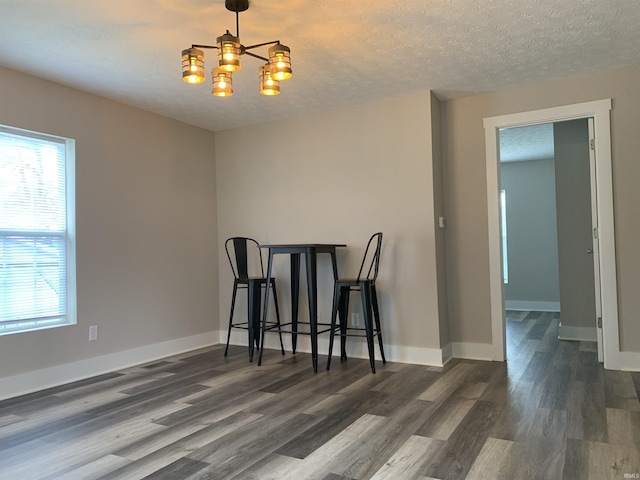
left=597, top=317, right=602, bottom=328
left=590, top=138, right=595, bottom=150
left=593, top=227, right=599, bottom=239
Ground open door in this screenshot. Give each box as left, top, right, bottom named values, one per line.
left=588, top=118, right=604, bottom=362
left=554, top=119, right=599, bottom=351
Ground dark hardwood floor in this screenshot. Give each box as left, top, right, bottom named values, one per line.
left=1, top=311, right=639, bottom=479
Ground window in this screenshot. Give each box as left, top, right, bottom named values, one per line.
left=0, top=125, right=76, bottom=335
left=500, top=189, right=508, bottom=284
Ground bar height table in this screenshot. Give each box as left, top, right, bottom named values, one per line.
left=257, top=243, right=346, bottom=372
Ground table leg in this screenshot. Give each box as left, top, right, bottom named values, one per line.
left=290, top=253, right=301, bottom=353
left=305, top=248, right=318, bottom=373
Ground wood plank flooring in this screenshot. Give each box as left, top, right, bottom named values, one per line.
left=1, top=311, right=639, bottom=479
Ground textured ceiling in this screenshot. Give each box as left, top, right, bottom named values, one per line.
left=1, top=0, right=639, bottom=132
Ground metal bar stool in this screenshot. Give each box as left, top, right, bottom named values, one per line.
left=224, top=237, right=284, bottom=361
left=327, top=232, right=386, bottom=373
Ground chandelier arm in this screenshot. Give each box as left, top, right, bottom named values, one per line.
left=191, top=44, right=218, bottom=50
left=244, top=40, right=280, bottom=50
left=243, top=51, right=269, bottom=62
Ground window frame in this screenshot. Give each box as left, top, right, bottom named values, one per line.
left=0, top=124, right=76, bottom=335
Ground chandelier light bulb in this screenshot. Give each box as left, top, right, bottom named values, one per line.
left=268, top=43, right=292, bottom=81
left=217, top=31, right=242, bottom=72
left=259, top=64, right=280, bottom=95
left=181, top=48, right=205, bottom=83
left=212, top=68, right=233, bottom=96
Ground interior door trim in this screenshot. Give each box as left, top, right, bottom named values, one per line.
left=483, top=99, right=619, bottom=369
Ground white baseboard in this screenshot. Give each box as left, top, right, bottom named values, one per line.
left=226, top=331, right=640, bottom=372
left=451, top=342, right=495, bottom=361
left=441, top=342, right=454, bottom=366
left=617, top=351, right=640, bottom=372
left=558, top=325, right=597, bottom=342
left=505, top=300, right=561, bottom=312
left=1, top=333, right=532, bottom=401
left=225, top=330, right=449, bottom=367
left=0, top=331, right=220, bottom=401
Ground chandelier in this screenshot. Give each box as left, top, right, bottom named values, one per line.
left=181, top=0, right=292, bottom=97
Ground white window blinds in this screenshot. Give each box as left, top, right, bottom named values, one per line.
left=0, top=126, right=76, bottom=335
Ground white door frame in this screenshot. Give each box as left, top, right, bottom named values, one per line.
left=483, top=99, right=620, bottom=369
left=588, top=118, right=605, bottom=363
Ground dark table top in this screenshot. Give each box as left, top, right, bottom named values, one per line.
left=258, top=243, right=346, bottom=249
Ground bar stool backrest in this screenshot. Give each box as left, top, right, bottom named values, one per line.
left=356, top=232, right=383, bottom=283
left=225, top=237, right=265, bottom=280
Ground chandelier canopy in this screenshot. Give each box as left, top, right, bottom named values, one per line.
left=181, top=0, right=292, bottom=97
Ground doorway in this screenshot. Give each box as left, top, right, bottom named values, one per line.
left=483, top=99, right=620, bottom=369
left=499, top=119, right=599, bottom=360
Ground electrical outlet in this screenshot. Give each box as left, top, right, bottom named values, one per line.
left=351, top=313, right=360, bottom=327
left=89, top=325, right=98, bottom=341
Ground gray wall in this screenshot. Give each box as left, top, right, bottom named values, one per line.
left=554, top=119, right=597, bottom=330
left=0, top=67, right=219, bottom=380
left=215, top=91, right=446, bottom=359
left=500, top=158, right=561, bottom=307
left=443, top=64, right=640, bottom=352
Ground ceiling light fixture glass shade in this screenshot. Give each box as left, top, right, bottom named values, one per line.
left=259, top=64, right=280, bottom=95
left=212, top=68, right=233, bottom=96
left=181, top=48, right=206, bottom=83
left=217, top=31, right=242, bottom=72
left=268, top=43, right=292, bottom=80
